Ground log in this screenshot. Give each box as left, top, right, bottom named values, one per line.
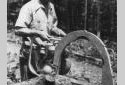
left=11, top=76, right=45, bottom=85
left=11, top=74, right=90, bottom=85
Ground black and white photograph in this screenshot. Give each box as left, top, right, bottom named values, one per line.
left=7, top=0, right=117, bottom=85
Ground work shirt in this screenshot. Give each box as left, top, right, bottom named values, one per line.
left=15, top=0, right=58, bottom=34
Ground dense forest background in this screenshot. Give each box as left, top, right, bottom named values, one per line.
left=7, top=0, right=117, bottom=41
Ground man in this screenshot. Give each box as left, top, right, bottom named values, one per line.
left=15, top=0, right=66, bottom=81
left=15, top=0, right=66, bottom=43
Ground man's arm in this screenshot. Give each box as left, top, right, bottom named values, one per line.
left=15, top=27, right=50, bottom=41
left=51, top=27, right=66, bottom=36
left=15, top=4, right=50, bottom=41
left=15, top=27, right=40, bottom=37
left=15, top=4, right=35, bottom=36
left=49, top=2, right=66, bottom=36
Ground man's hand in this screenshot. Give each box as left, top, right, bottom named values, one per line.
left=51, top=27, right=66, bottom=37
left=58, top=29, right=66, bottom=37
left=34, top=37, right=53, bottom=46
left=37, top=31, right=52, bottom=41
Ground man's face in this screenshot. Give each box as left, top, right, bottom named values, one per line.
left=40, top=0, right=49, bottom=5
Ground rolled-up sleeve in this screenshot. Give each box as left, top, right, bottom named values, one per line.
left=15, top=5, right=32, bottom=28
left=49, top=3, right=58, bottom=27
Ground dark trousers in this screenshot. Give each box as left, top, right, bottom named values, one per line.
left=19, top=45, right=41, bottom=81
left=19, top=44, right=54, bottom=82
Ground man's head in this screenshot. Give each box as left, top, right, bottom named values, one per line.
left=40, top=0, right=50, bottom=6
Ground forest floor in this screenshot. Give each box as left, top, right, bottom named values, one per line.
left=7, top=30, right=117, bottom=85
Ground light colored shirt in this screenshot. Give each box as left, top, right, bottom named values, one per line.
left=15, top=0, right=58, bottom=34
